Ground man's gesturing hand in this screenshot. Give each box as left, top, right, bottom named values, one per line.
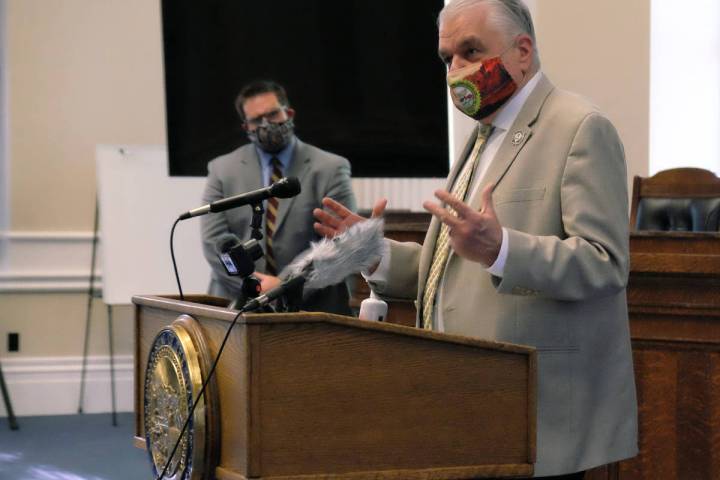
left=313, top=197, right=387, bottom=239
left=422, top=184, right=502, bottom=267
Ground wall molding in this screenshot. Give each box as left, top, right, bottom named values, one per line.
left=3, top=231, right=97, bottom=240
left=0, top=230, right=102, bottom=293
left=0, top=355, right=133, bottom=416
left=0, top=271, right=102, bottom=292
left=351, top=178, right=446, bottom=212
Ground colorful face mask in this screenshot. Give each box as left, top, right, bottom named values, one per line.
left=247, top=118, right=295, bottom=153
left=447, top=56, right=518, bottom=120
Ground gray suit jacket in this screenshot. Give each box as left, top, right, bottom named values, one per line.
left=370, top=75, right=638, bottom=476
left=201, top=138, right=356, bottom=314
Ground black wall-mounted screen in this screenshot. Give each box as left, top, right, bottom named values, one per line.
left=162, top=0, right=448, bottom=178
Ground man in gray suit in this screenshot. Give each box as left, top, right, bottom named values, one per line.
left=201, top=80, right=356, bottom=314
left=314, top=0, right=637, bottom=477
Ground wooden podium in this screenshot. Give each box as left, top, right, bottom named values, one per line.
left=133, top=294, right=537, bottom=480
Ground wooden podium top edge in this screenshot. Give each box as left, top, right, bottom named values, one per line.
left=214, top=464, right=533, bottom=480
left=132, top=294, right=535, bottom=357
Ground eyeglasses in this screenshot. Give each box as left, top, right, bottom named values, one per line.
left=245, top=108, right=287, bottom=128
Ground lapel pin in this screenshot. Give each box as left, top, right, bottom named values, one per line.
left=512, top=131, right=524, bottom=146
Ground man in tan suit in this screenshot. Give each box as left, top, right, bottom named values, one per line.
left=314, top=0, right=637, bottom=478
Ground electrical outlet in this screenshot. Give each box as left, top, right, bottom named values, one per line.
left=8, top=332, right=19, bottom=352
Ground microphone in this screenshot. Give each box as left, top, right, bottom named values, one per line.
left=214, top=233, right=263, bottom=278
left=214, top=233, right=265, bottom=308
left=215, top=233, right=242, bottom=259
left=281, top=217, right=386, bottom=290
left=242, top=275, right=306, bottom=312
left=179, top=176, right=301, bottom=220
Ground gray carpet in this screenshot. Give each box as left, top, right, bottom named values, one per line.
left=0, top=413, right=150, bottom=480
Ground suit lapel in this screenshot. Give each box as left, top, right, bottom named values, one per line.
left=472, top=74, right=555, bottom=209
left=273, top=139, right=310, bottom=234
left=238, top=146, right=263, bottom=192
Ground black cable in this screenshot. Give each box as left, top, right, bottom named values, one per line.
left=156, top=305, right=246, bottom=479
left=170, top=216, right=184, bottom=301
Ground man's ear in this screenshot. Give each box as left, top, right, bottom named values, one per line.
left=516, top=34, right=534, bottom=69
left=241, top=122, right=249, bottom=131
left=285, top=107, right=296, bottom=119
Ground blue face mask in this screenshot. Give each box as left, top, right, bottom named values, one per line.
left=247, top=118, right=295, bottom=153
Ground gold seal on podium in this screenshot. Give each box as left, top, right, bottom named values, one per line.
left=144, top=319, right=208, bottom=480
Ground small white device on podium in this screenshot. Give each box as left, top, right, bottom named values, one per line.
left=359, top=290, right=388, bottom=322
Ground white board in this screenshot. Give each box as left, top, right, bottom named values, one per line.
left=96, top=145, right=211, bottom=305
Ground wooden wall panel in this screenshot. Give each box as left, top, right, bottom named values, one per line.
left=676, top=351, right=711, bottom=478
left=621, top=346, right=678, bottom=479
left=709, top=354, right=720, bottom=479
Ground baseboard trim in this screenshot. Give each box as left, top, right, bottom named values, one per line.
left=0, top=355, right=133, bottom=416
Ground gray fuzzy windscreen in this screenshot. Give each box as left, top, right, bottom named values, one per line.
left=281, top=217, right=386, bottom=289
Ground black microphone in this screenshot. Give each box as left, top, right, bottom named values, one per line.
left=214, top=233, right=263, bottom=278
left=215, top=233, right=241, bottom=256
left=241, top=275, right=306, bottom=312
left=179, top=176, right=301, bottom=220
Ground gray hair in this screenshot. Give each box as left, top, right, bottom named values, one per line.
left=438, top=0, right=540, bottom=65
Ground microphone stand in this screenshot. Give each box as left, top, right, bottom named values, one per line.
left=249, top=202, right=264, bottom=241
left=227, top=275, right=265, bottom=311
left=237, top=201, right=276, bottom=311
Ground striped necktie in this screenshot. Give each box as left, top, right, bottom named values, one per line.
left=265, top=157, right=283, bottom=275
left=420, top=124, right=494, bottom=330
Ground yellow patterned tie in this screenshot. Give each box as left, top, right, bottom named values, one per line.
left=421, top=124, right=494, bottom=330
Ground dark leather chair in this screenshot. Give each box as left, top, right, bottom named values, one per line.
left=630, top=168, right=720, bottom=232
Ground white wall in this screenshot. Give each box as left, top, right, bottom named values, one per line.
left=1, top=0, right=165, bottom=416
left=534, top=0, right=650, bottom=196
left=0, top=0, right=8, bottom=264
left=650, top=0, right=720, bottom=175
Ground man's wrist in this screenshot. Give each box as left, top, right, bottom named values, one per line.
left=486, top=227, right=509, bottom=277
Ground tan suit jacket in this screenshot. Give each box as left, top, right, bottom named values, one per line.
left=370, top=75, right=638, bottom=476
